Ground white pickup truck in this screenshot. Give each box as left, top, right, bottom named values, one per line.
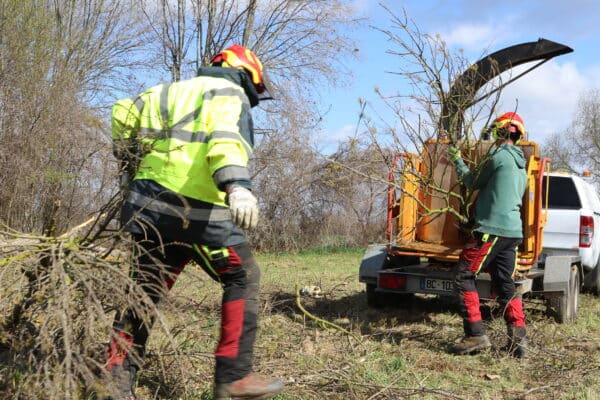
left=541, top=172, right=600, bottom=295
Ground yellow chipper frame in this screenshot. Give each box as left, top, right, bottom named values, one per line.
left=388, top=139, right=546, bottom=267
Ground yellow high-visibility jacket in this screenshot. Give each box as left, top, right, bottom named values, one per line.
left=111, top=67, right=257, bottom=245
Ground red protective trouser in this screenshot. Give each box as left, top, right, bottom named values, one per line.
left=105, top=233, right=260, bottom=384
left=454, top=232, right=526, bottom=337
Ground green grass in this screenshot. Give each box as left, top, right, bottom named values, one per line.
left=133, top=247, right=600, bottom=399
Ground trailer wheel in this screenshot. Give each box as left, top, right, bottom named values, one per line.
left=550, top=265, right=580, bottom=324
left=366, top=284, right=384, bottom=308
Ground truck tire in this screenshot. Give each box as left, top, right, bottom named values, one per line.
left=550, top=265, right=580, bottom=324
left=594, top=264, right=600, bottom=297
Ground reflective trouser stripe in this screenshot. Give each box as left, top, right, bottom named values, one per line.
left=193, top=244, right=220, bottom=281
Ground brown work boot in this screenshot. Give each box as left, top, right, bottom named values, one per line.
left=451, top=334, right=491, bottom=355
left=506, top=326, right=528, bottom=359
left=213, top=372, right=284, bottom=400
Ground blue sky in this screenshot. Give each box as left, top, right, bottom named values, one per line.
left=317, top=0, right=600, bottom=149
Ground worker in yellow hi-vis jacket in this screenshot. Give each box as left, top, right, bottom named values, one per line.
left=105, top=44, right=283, bottom=400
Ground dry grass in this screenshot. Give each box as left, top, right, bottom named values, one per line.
left=135, top=248, right=600, bottom=400
left=1, top=240, right=599, bottom=400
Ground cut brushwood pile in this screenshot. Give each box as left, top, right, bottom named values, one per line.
left=0, top=217, right=151, bottom=399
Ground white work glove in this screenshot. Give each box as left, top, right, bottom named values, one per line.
left=227, top=185, right=259, bottom=230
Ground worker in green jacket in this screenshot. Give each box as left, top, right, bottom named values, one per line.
left=105, top=44, right=283, bottom=400
left=447, top=112, right=529, bottom=358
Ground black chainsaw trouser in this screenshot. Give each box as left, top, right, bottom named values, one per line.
left=105, top=232, right=260, bottom=384
left=454, top=231, right=526, bottom=337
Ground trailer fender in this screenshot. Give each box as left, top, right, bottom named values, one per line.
left=359, top=244, right=387, bottom=284
left=543, top=255, right=581, bottom=293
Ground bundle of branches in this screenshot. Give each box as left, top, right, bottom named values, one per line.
left=0, top=212, right=164, bottom=399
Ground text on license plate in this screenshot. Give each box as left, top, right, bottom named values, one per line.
left=420, top=278, right=454, bottom=292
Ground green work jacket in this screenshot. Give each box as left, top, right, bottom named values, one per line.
left=454, top=144, right=527, bottom=238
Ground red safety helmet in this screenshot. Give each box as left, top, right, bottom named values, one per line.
left=210, top=44, right=272, bottom=100
left=491, top=112, right=526, bottom=142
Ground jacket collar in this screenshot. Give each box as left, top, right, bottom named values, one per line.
left=197, top=67, right=259, bottom=107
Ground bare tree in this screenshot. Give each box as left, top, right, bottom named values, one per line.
left=0, top=0, right=153, bottom=234
left=250, top=126, right=323, bottom=250
left=0, top=3, right=158, bottom=396
left=322, top=9, right=495, bottom=246
left=315, top=139, right=390, bottom=245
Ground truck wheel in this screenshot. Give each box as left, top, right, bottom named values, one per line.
left=366, top=284, right=384, bottom=308
left=551, top=265, right=580, bottom=324
left=594, top=264, right=600, bottom=297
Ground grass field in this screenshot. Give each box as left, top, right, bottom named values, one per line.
left=135, top=247, right=600, bottom=400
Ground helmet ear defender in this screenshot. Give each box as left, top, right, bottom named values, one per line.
left=510, top=129, right=522, bottom=145
left=491, top=126, right=522, bottom=144
left=488, top=112, right=525, bottom=145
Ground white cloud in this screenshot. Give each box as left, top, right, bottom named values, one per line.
left=437, top=23, right=498, bottom=52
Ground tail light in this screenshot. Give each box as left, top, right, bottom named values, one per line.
left=379, top=273, right=406, bottom=289
left=579, top=215, right=594, bottom=248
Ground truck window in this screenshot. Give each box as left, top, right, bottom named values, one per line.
left=542, top=176, right=582, bottom=209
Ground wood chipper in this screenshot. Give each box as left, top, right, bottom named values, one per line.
left=359, top=38, right=582, bottom=323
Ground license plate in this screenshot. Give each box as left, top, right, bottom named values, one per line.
left=420, top=278, right=454, bottom=292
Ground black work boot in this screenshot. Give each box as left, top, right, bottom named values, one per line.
left=507, top=325, right=528, bottom=359
left=451, top=335, right=492, bottom=355
left=213, top=372, right=284, bottom=400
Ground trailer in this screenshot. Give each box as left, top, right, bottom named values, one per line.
left=358, top=38, right=581, bottom=323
